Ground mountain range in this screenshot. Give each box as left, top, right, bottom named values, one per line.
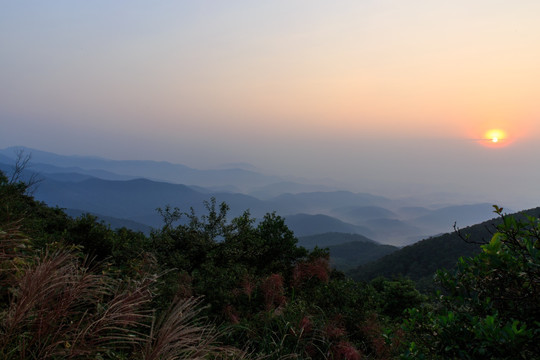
left=347, top=206, right=540, bottom=290
left=297, top=232, right=398, bottom=271
left=0, top=146, right=506, bottom=247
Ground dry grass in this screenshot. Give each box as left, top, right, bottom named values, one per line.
left=0, top=246, right=157, bottom=359
left=0, top=219, right=153, bottom=359
left=143, top=297, right=216, bottom=360
left=0, top=220, right=29, bottom=265
left=0, top=223, right=250, bottom=359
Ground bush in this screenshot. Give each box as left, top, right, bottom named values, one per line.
left=402, top=206, right=540, bottom=359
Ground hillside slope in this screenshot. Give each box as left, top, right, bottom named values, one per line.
left=348, top=206, right=540, bottom=289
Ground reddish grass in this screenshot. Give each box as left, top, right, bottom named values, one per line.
left=0, top=248, right=155, bottom=359
left=260, top=273, right=286, bottom=311
left=223, top=304, right=240, bottom=324
left=240, top=274, right=256, bottom=299
left=292, top=256, right=330, bottom=287
left=324, top=315, right=347, bottom=340
left=332, top=340, right=362, bottom=360
left=298, top=316, right=313, bottom=335
left=360, top=314, right=404, bottom=359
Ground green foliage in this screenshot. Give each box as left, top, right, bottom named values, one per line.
left=0, top=169, right=410, bottom=359
left=150, top=199, right=309, bottom=311
left=149, top=197, right=407, bottom=358
left=66, top=214, right=115, bottom=260
left=0, top=171, right=243, bottom=359
left=402, top=207, right=540, bottom=359
left=12, top=165, right=540, bottom=359
left=371, top=277, right=426, bottom=319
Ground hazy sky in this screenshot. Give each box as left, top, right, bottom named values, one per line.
left=1, top=1, right=539, bottom=208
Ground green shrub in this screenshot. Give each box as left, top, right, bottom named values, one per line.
left=402, top=206, right=540, bottom=359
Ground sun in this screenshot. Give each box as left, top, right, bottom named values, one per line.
left=482, top=129, right=508, bottom=147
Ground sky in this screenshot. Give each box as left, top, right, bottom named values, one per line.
left=1, top=1, right=540, bottom=209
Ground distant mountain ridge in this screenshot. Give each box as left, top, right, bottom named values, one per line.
left=0, top=146, right=506, bottom=246
left=33, top=176, right=267, bottom=228
left=297, top=232, right=377, bottom=249
left=347, top=206, right=540, bottom=290
left=297, top=232, right=398, bottom=271
left=285, top=214, right=374, bottom=238
left=0, top=146, right=282, bottom=191
left=248, top=181, right=337, bottom=199
left=327, top=241, right=399, bottom=272
left=64, top=209, right=153, bottom=234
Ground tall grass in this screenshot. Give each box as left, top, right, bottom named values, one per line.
left=0, top=223, right=245, bottom=359
left=0, top=245, right=153, bottom=359
left=0, top=220, right=28, bottom=265
left=144, top=297, right=218, bottom=360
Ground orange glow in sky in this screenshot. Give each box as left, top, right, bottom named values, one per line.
left=481, top=129, right=508, bottom=147
left=2, top=1, right=540, bottom=212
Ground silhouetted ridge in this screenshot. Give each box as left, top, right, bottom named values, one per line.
left=348, top=206, right=540, bottom=290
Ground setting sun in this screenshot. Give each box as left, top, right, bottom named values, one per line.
left=482, top=129, right=508, bottom=147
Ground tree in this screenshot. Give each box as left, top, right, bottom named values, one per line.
left=402, top=206, right=540, bottom=359
left=6, top=149, right=42, bottom=195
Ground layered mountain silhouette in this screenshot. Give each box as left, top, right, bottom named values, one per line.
left=347, top=206, right=540, bottom=290
left=1, top=146, right=503, bottom=247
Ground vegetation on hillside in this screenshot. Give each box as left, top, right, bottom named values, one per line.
left=348, top=207, right=540, bottom=291
left=402, top=206, right=540, bottom=358
left=1, top=166, right=538, bottom=359
left=297, top=233, right=398, bottom=271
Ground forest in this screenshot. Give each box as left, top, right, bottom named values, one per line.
left=1, top=170, right=538, bottom=359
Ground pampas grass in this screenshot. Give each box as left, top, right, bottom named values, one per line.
left=0, top=221, right=248, bottom=359
left=0, top=246, right=155, bottom=359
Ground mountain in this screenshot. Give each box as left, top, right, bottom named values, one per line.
left=32, top=176, right=276, bottom=228
left=0, top=146, right=283, bottom=191
left=297, top=232, right=398, bottom=271
left=284, top=214, right=374, bottom=238
left=297, top=232, right=377, bottom=249
left=411, top=203, right=504, bottom=232
left=32, top=163, right=137, bottom=181
left=64, top=209, right=153, bottom=234
left=347, top=206, right=540, bottom=290
left=395, top=206, right=431, bottom=218
left=330, top=205, right=398, bottom=221
left=327, top=241, right=399, bottom=272
left=327, top=205, right=428, bottom=246
left=359, top=218, right=425, bottom=246
left=35, top=177, right=202, bottom=218
left=248, top=181, right=337, bottom=199
left=1, top=146, right=507, bottom=247
left=268, top=191, right=391, bottom=216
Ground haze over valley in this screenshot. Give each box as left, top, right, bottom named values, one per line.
left=0, top=146, right=515, bottom=248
